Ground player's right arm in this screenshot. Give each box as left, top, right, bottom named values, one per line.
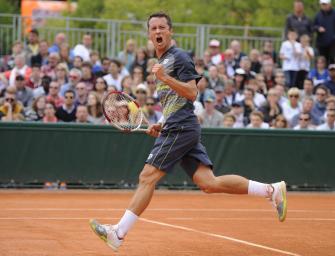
left=146, top=123, right=162, bottom=137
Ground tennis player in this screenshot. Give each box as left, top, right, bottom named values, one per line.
left=90, top=11, right=287, bottom=251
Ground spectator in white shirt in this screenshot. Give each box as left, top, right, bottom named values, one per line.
left=296, top=34, right=314, bottom=89
left=103, top=59, right=124, bottom=91
left=294, top=112, right=315, bottom=130
left=317, top=109, right=335, bottom=131
left=280, top=29, right=302, bottom=88
left=73, top=33, right=92, bottom=62
left=282, top=87, right=301, bottom=126
left=247, top=111, right=269, bottom=129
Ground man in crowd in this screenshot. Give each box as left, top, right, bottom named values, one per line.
left=317, top=109, right=335, bottom=130
left=76, top=104, right=90, bottom=123
left=208, top=39, right=224, bottom=65
left=293, top=112, right=315, bottom=130
left=49, top=33, right=67, bottom=53
left=199, top=89, right=224, bottom=127
left=144, top=97, right=162, bottom=125
left=73, top=33, right=93, bottom=62
left=15, top=75, right=33, bottom=107
left=0, top=86, right=24, bottom=121
left=56, top=90, right=77, bottom=122
left=325, top=64, right=335, bottom=95
left=60, top=68, right=82, bottom=97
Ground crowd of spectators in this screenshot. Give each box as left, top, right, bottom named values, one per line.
left=0, top=0, right=335, bottom=131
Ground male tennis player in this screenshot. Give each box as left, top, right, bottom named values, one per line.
left=90, top=12, right=287, bottom=251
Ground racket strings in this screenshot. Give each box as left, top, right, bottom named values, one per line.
left=103, top=93, right=142, bottom=131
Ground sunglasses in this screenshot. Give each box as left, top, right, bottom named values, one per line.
left=147, top=81, right=155, bottom=84
left=146, top=102, right=154, bottom=106
left=65, top=96, right=74, bottom=99
left=5, top=98, right=14, bottom=102
left=136, top=90, right=147, bottom=94
left=299, top=118, right=310, bottom=121
left=289, top=95, right=299, bottom=98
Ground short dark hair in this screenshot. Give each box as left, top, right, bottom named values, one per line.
left=65, top=90, right=75, bottom=97
left=30, top=29, right=39, bottom=36
left=147, top=11, right=172, bottom=29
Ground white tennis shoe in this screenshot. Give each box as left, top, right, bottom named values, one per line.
left=89, top=219, right=123, bottom=251
left=269, top=181, right=287, bottom=222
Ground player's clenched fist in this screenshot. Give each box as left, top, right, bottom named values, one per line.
left=152, top=64, right=166, bottom=81
left=146, top=123, right=162, bottom=138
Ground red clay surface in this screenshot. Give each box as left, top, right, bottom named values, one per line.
left=0, top=190, right=334, bottom=256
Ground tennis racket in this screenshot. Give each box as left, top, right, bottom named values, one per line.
left=102, top=91, right=148, bottom=133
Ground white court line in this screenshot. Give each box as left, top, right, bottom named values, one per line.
left=166, top=217, right=335, bottom=221
left=0, top=217, right=118, bottom=220
left=140, top=218, right=302, bottom=256
left=2, top=208, right=335, bottom=213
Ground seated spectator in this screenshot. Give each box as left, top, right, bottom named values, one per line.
left=255, top=73, right=268, bottom=95
left=75, top=82, right=88, bottom=106
left=103, top=59, right=124, bottom=91
left=0, top=86, right=24, bottom=121
left=230, top=40, right=246, bottom=69
left=146, top=58, right=158, bottom=78
left=24, top=29, right=40, bottom=66
left=55, top=63, right=69, bottom=88
left=272, top=114, right=288, bottom=129
left=73, top=33, right=93, bottom=62
left=247, top=111, right=269, bottom=129
left=81, top=62, right=95, bottom=91
left=325, top=97, right=335, bottom=117
left=0, top=41, right=24, bottom=72
left=27, top=64, right=42, bottom=89
left=241, top=88, right=257, bottom=124
left=293, top=112, right=315, bottom=130
left=59, top=42, right=74, bottom=69
left=131, top=65, right=145, bottom=87
left=46, top=81, right=64, bottom=108
left=144, top=96, right=162, bottom=125
left=229, top=102, right=245, bottom=128
left=146, top=40, right=155, bottom=59
left=93, top=77, right=108, bottom=101
left=262, top=62, right=276, bottom=90
left=56, top=90, right=77, bottom=122
left=121, top=76, right=136, bottom=98
left=223, top=48, right=236, bottom=78
left=300, top=78, right=315, bottom=101
left=223, top=79, right=237, bottom=107
left=282, top=87, right=301, bottom=126
left=41, top=52, right=60, bottom=80
left=222, top=113, right=236, bottom=128
left=33, top=75, right=51, bottom=99
left=196, top=76, right=210, bottom=106
left=49, top=33, right=66, bottom=53
left=234, top=68, right=247, bottom=100
left=118, top=39, right=136, bottom=72
left=259, top=88, right=282, bottom=124
left=75, top=104, right=90, bottom=123
left=317, top=109, right=335, bottom=131
left=324, top=64, right=335, bottom=95
left=130, top=47, right=148, bottom=78
left=262, top=40, right=277, bottom=64
left=308, top=56, right=328, bottom=86
left=291, top=97, right=319, bottom=127
left=274, top=84, right=288, bottom=108
left=31, top=40, right=49, bottom=67
left=90, top=50, right=102, bottom=74
left=208, top=39, right=224, bottom=65
left=73, top=56, right=83, bottom=69
left=100, top=57, right=111, bottom=76
left=199, top=89, right=224, bottom=127
left=246, top=79, right=267, bottom=108
left=25, top=95, right=46, bottom=121
left=134, top=83, right=148, bottom=108
left=15, top=75, right=33, bottom=107
left=274, top=70, right=286, bottom=87
left=249, top=49, right=262, bottom=74
left=217, top=62, right=229, bottom=82
left=240, top=56, right=256, bottom=80
left=214, top=85, right=230, bottom=114
left=60, top=68, right=82, bottom=97
left=195, top=58, right=206, bottom=76
left=2, top=54, right=32, bottom=87
left=43, top=102, right=58, bottom=123
left=87, top=92, right=104, bottom=124
left=145, top=74, right=158, bottom=101
left=208, top=65, right=225, bottom=89
left=312, top=85, right=328, bottom=119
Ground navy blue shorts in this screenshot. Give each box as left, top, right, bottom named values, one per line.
left=145, top=125, right=213, bottom=178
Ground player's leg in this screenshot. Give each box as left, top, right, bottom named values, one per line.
left=192, top=164, right=287, bottom=222
left=90, top=164, right=165, bottom=251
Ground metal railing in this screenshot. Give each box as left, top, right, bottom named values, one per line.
left=0, top=13, right=284, bottom=58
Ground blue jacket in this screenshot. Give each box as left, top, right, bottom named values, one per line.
left=314, top=8, right=335, bottom=47
left=325, top=80, right=335, bottom=95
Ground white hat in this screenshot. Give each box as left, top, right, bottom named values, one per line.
left=235, top=68, right=246, bottom=75
left=320, top=0, right=331, bottom=4
left=209, top=39, right=220, bottom=47
left=136, top=83, right=148, bottom=93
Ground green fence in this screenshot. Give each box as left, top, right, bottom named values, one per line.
left=0, top=122, right=334, bottom=189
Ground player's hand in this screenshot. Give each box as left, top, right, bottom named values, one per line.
left=146, top=123, right=162, bottom=138
left=152, top=64, right=167, bottom=81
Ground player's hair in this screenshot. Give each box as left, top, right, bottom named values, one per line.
left=147, top=11, right=172, bottom=29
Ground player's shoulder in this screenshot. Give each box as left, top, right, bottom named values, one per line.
left=169, top=46, right=192, bottom=61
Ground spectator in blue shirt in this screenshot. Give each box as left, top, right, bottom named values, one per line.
left=325, top=64, right=335, bottom=95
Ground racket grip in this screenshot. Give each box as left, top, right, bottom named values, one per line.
left=133, top=128, right=148, bottom=133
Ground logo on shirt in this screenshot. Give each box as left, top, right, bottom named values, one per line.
left=147, top=154, right=153, bottom=160
left=162, top=58, right=169, bottom=65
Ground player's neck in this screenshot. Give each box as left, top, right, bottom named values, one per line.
left=156, top=44, right=172, bottom=59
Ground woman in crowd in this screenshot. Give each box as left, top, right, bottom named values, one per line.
left=93, top=77, right=108, bottom=101
left=25, top=95, right=46, bottom=121
left=55, top=63, right=69, bottom=88
left=308, top=56, right=328, bottom=86
left=43, top=102, right=58, bottom=123
left=272, top=114, right=288, bottom=129
left=118, top=39, right=136, bottom=72
left=130, top=47, right=148, bottom=78
left=87, top=91, right=104, bottom=124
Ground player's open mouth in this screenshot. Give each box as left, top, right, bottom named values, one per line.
left=156, top=37, right=163, bottom=44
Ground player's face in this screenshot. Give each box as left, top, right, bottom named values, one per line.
left=148, top=17, right=172, bottom=54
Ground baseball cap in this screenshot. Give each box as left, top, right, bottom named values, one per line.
left=235, top=68, right=246, bottom=75
left=328, top=64, right=335, bottom=70
left=204, top=89, right=216, bottom=102
left=320, top=0, right=331, bottom=4
left=136, top=83, right=147, bottom=92
left=209, top=39, right=220, bottom=47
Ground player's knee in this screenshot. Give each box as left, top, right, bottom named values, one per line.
left=138, top=166, right=161, bottom=186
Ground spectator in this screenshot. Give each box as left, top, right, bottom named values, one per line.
left=249, top=49, right=262, bottom=74
left=103, top=59, right=124, bottom=91
left=297, top=34, right=314, bottom=89
left=262, top=40, right=277, bottom=64
left=118, top=39, right=136, bottom=72
left=75, top=82, right=88, bottom=106
left=291, top=97, right=319, bottom=127
left=317, top=109, right=335, bottom=130
left=259, top=88, right=282, bottom=124
left=43, top=102, right=57, bottom=123
left=241, top=88, right=257, bottom=124
left=0, top=41, right=24, bottom=72
left=262, top=62, right=276, bottom=90
left=223, top=79, right=237, bottom=107
left=60, top=68, right=82, bottom=97
left=274, top=70, right=286, bottom=87
left=324, top=64, right=335, bottom=95
left=33, top=75, right=51, bottom=98
left=240, top=56, right=256, bottom=80
left=49, top=33, right=66, bottom=54
left=24, top=29, right=40, bottom=65
left=308, top=56, right=329, bottom=86
left=144, top=96, right=162, bottom=125
left=100, top=57, right=111, bottom=76
left=41, top=52, right=60, bottom=80
left=90, top=50, right=102, bottom=74
left=93, top=77, right=108, bottom=101
left=132, top=65, right=145, bottom=87
left=234, top=68, right=247, bottom=100
left=134, top=83, right=148, bottom=108
left=293, top=112, right=315, bottom=130
left=274, top=84, right=288, bottom=108
left=229, top=102, right=245, bottom=128
left=25, top=95, right=46, bottom=121
left=217, top=62, right=229, bottom=82
left=255, top=73, right=268, bottom=95
left=223, top=48, right=236, bottom=78
left=208, top=39, right=224, bottom=65
left=195, top=58, right=206, bottom=76
left=145, top=74, right=158, bottom=101
left=146, top=40, right=155, bottom=58
left=313, top=0, right=335, bottom=64
left=202, top=50, right=212, bottom=70
left=247, top=111, right=269, bottom=129
left=312, top=85, right=329, bottom=118
left=282, top=87, right=301, bottom=126
left=208, top=65, right=224, bottom=89
left=130, top=47, right=148, bottom=78
left=31, top=40, right=49, bottom=67
left=230, top=40, right=246, bottom=69
left=222, top=113, right=236, bottom=128
left=73, top=33, right=93, bottom=62
left=15, top=75, right=33, bottom=107
left=87, top=91, right=104, bottom=124
left=0, top=86, right=24, bottom=121
left=199, top=89, right=224, bottom=127
left=55, top=63, right=69, bottom=88
left=280, top=29, right=302, bottom=88
left=300, top=78, right=315, bottom=101
left=285, top=0, right=313, bottom=39
left=46, top=81, right=64, bottom=108
left=75, top=105, right=90, bottom=123
left=56, top=90, right=76, bottom=122
left=27, top=64, right=42, bottom=89
left=73, top=56, right=83, bottom=70
left=272, top=114, right=288, bottom=129
left=246, top=79, right=267, bottom=108
left=81, top=62, right=95, bottom=91
left=59, top=43, right=74, bottom=69
left=196, top=76, right=209, bottom=106
left=2, top=54, right=32, bottom=87
left=214, top=85, right=230, bottom=114
left=146, top=58, right=158, bottom=78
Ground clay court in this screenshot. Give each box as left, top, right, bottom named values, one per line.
left=0, top=190, right=334, bottom=256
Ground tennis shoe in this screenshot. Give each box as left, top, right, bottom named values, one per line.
left=269, top=181, right=287, bottom=222
left=89, top=219, right=123, bottom=251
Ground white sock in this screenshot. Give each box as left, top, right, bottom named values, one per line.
left=116, top=209, right=138, bottom=239
left=248, top=180, right=271, bottom=197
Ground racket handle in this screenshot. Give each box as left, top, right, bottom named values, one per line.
left=133, top=128, right=148, bottom=133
